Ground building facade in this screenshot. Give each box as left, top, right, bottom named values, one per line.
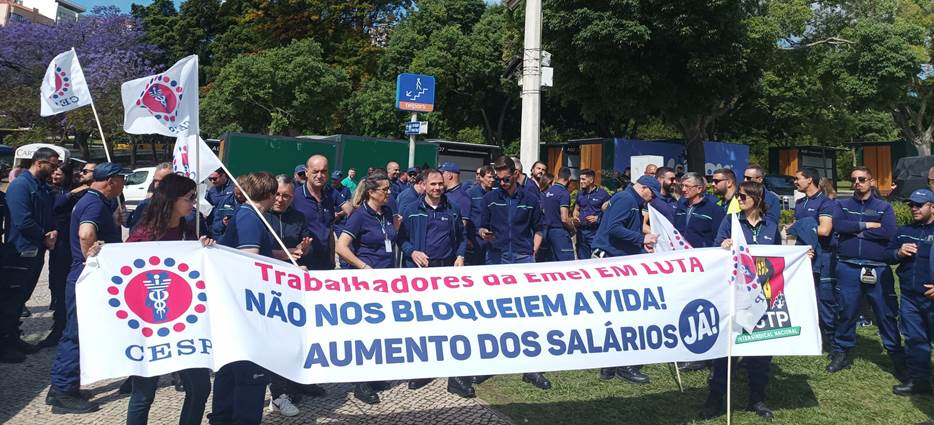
left=0, top=0, right=83, bottom=27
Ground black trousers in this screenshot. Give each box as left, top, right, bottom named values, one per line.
left=48, top=244, right=71, bottom=330
left=0, top=245, right=45, bottom=340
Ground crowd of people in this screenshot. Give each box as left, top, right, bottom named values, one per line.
left=1, top=147, right=934, bottom=424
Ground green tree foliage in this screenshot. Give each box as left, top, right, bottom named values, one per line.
left=201, top=39, right=351, bottom=136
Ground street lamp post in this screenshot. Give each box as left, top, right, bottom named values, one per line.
left=519, top=0, right=542, bottom=172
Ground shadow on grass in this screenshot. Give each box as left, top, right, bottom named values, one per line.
left=487, top=363, right=819, bottom=425
left=852, top=333, right=899, bottom=379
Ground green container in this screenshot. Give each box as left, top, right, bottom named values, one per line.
left=219, top=132, right=337, bottom=177
left=330, top=134, right=437, bottom=175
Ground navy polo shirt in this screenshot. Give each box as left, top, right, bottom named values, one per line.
left=480, top=185, right=544, bottom=257
left=576, top=186, right=611, bottom=229
left=70, top=189, right=122, bottom=267
left=446, top=184, right=472, bottom=221
left=390, top=177, right=406, bottom=201
left=543, top=183, right=570, bottom=229
left=467, top=184, right=491, bottom=226
left=209, top=193, right=240, bottom=238
left=332, top=184, right=353, bottom=233
left=221, top=205, right=274, bottom=258
left=673, top=194, right=726, bottom=248
left=4, top=170, right=54, bottom=254
left=342, top=203, right=397, bottom=269
left=266, top=207, right=311, bottom=249
left=591, top=187, right=645, bottom=256
left=714, top=213, right=780, bottom=246
left=292, top=183, right=344, bottom=267
left=794, top=191, right=835, bottom=249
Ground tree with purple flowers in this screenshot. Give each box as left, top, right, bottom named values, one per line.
left=0, top=6, right=160, bottom=160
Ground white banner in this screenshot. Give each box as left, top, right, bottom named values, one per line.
left=40, top=48, right=92, bottom=116
left=77, top=242, right=819, bottom=385
left=121, top=55, right=198, bottom=137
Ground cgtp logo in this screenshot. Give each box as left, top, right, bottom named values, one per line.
left=134, top=74, right=186, bottom=133
left=49, top=64, right=79, bottom=107
left=679, top=299, right=720, bottom=354
left=106, top=256, right=207, bottom=337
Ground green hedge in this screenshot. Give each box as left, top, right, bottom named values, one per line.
left=892, top=200, right=912, bottom=226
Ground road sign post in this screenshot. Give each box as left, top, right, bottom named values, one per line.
left=395, top=73, right=436, bottom=168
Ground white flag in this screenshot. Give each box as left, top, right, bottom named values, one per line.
left=40, top=48, right=92, bottom=116
left=122, top=55, right=199, bottom=137
left=173, top=134, right=222, bottom=184
left=728, top=206, right=769, bottom=333
left=648, top=205, right=692, bottom=252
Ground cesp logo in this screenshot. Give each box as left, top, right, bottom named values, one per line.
left=134, top=74, right=186, bottom=133
left=107, top=256, right=207, bottom=338
left=49, top=63, right=79, bottom=107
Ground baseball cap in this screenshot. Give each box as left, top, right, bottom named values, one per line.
left=636, top=175, right=661, bottom=198
left=909, top=189, right=934, bottom=204
left=294, top=164, right=307, bottom=174
left=439, top=162, right=460, bottom=173
left=331, top=170, right=343, bottom=180
left=406, top=166, right=418, bottom=175
left=92, top=162, right=132, bottom=181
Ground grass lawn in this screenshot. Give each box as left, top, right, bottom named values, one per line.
left=477, top=326, right=934, bottom=424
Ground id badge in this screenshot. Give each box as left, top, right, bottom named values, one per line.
left=384, top=239, right=393, bottom=253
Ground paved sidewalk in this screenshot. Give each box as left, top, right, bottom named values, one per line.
left=0, top=261, right=513, bottom=425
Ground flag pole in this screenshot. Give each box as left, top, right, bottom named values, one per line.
left=216, top=161, right=299, bottom=268
left=89, top=100, right=112, bottom=163
left=195, top=136, right=201, bottom=238
left=726, top=252, right=736, bottom=425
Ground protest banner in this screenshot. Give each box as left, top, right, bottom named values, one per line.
left=76, top=242, right=819, bottom=385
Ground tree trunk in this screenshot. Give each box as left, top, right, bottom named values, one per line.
left=677, top=116, right=710, bottom=174
left=150, top=136, right=159, bottom=163
left=75, top=131, right=91, bottom=161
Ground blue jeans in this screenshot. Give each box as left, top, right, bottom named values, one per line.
left=127, top=368, right=211, bottom=425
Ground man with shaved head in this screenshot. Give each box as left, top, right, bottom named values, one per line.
left=292, top=155, right=349, bottom=271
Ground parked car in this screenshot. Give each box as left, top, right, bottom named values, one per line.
left=124, top=167, right=155, bottom=211
left=765, top=175, right=796, bottom=210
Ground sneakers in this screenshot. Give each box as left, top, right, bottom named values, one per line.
left=269, top=394, right=300, bottom=417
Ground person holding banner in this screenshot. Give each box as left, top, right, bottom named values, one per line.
left=828, top=167, right=904, bottom=377
left=210, top=172, right=278, bottom=425
left=887, top=189, right=934, bottom=395
left=572, top=169, right=610, bottom=262
left=704, top=180, right=780, bottom=420
left=478, top=155, right=552, bottom=390
left=336, top=171, right=398, bottom=404
left=397, top=169, right=476, bottom=398
left=48, top=162, right=131, bottom=414
left=591, top=175, right=660, bottom=384
left=120, top=173, right=213, bottom=425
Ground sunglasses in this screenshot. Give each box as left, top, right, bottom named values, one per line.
left=80, top=169, right=93, bottom=174
left=738, top=193, right=750, bottom=202
left=297, top=171, right=306, bottom=177
left=711, top=178, right=726, bottom=185
left=495, top=175, right=513, bottom=185
left=910, top=202, right=928, bottom=209
left=851, top=176, right=869, bottom=183
left=743, top=175, right=757, bottom=181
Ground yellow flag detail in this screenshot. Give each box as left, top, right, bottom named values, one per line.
left=727, top=196, right=742, bottom=214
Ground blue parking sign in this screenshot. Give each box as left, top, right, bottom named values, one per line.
left=395, top=73, right=436, bottom=112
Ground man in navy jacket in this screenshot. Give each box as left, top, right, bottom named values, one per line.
left=591, top=175, right=659, bottom=384
left=886, top=189, right=934, bottom=395
left=828, top=166, right=903, bottom=377
left=0, top=147, right=59, bottom=363
left=673, top=173, right=725, bottom=249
